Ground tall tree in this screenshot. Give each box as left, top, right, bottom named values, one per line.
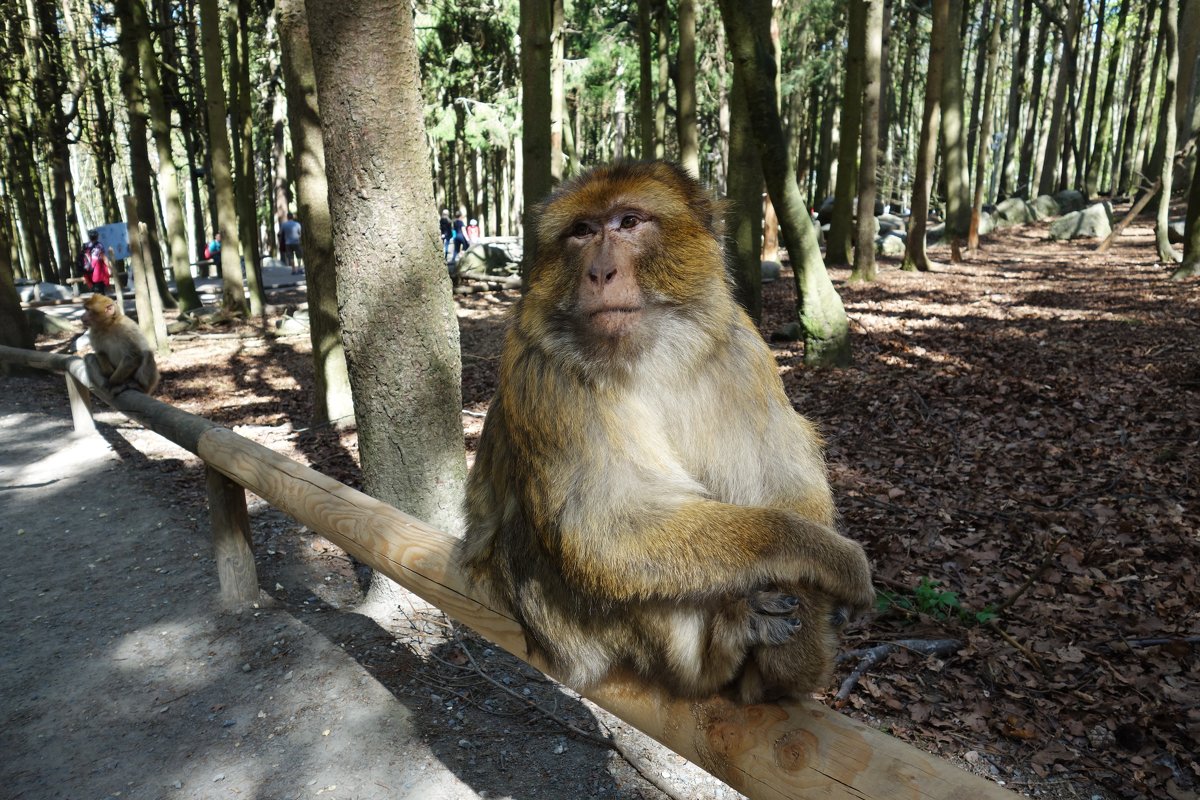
left=725, top=62, right=763, bottom=322
left=851, top=0, right=884, bottom=282
left=941, top=0, right=970, bottom=260
left=229, top=0, right=265, bottom=315
left=199, top=0, right=246, bottom=313
left=637, top=0, right=655, bottom=157
left=0, top=206, right=33, bottom=354
left=306, top=0, right=467, bottom=615
left=719, top=0, right=852, bottom=366
left=550, top=0, right=565, bottom=182
left=1017, top=11, right=1050, bottom=197
left=999, top=0, right=1030, bottom=198
left=1086, top=0, right=1129, bottom=196
left=827, top=0, right=866, bottom=265
left=676, top=0, right=699, bottom=176
left=1116, top=2, right=1157, bottom=195
left=903, top=0, right=946, bottom=272
left=277, top=0, right=355, bottom=429
left=1036, top=0, right=1082, bottom=195
left=968, top=3, right=1001, bottom=250
left=1172, top=145, right=1200, bottom=279
left=1077, top=0, right=1106, bottom=186
left=131, top=0, right=202, bottom=312
left=521, top=0, right=553, bottom=269
left=114, top=0, right=177, bottom=309
left=1155, top=0, right=1180, bottom=263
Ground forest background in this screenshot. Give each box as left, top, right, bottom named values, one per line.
left=1, top=0, right=1199, bottom=798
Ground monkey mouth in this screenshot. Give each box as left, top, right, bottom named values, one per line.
left=589, top=306, right=644, bottom=336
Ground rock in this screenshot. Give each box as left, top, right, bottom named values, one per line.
left=456, top=239, right=523, bottom=276
left=876, top=234, right=906, bottom=258
left=1031, top=195, right=1062, bottom=219
left=995, top=197, right=1036, bottom=226
left=760, top=260, right=781, bottom=283
left=876, top=213, right=905, bottom=235
left=17, top=282, right=73, bottom=303
left=1054, top=189, right=1086, bottom=214
left=926, top=223, right=945, bottom=245
left=1048, top=202, right=1113, bottom=240
left=1167, top=219, right=1186, bottom=244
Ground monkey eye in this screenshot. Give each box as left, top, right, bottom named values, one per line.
left=569, top=221, right=593, bottom=239
left=619, top=214, right=640, bottom=230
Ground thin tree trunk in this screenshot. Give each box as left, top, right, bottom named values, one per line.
left=941, top=0, right=970, bottom=260
left=676, top=0, right=699, bottom=176
left=550, top=0, right=565, bottom=183
left=637, top=0, right=655, bottom=158
left=654, top=0, right=668, bottom=159
left=305, top=0, right=467, bottom=615
left=1156, top=0, right=1180, bottom=263
left=726, top=63, right=763, bottom=322
left=132, top=0, right=201, bottom=311
left=851, top=0, right=883, bottom=282
left=968, top=5, right=1001, bottom=250
left=277, top=0, right=355, bottom=429
left=718, top=0, right=851, bottom=367
left=0, top=205, right=34, bottom=353
left=1117, top=4, right=1157, bottom=194
left=521, top=0, right=553, bottom=270
left=198, top=0, right=246, bottom=314
left=1017, top=12, right=1050, bottom=197
left=828, top=0, right=866, bottom=265
left=966, top=0, right=993, bottom=176
left=1086, top=0, right=1129, bottom=196
left=1037, top=0, right=1082, bottom=196
left=1077, top=0, right=1106, bottom=186
left=228, top=0, right=264, bottom=316
left=114, top=0, right=177, bottom=309
left=999, top=0, right=1029, bottom=198
left=1172, top=141, right=1200, bottom=278
left=903, top=0, right=946, bottom=272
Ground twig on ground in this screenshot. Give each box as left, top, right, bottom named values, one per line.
left=989, top=623, right=1045, bottom=673
left=834, top=638, right=962, bottom=703
left=991, top=534, right=1067, bottom=617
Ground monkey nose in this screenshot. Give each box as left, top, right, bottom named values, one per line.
left=588, top=262, right=618, bottom=284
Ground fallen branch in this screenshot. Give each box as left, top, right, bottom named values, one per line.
left=835, top=638, right=962, bottom=703
left=1112, top=636, right=1200, bottom=649
left=457, top=270, right=522, bottom=289
left=990, top=534, right=1067, bottom=617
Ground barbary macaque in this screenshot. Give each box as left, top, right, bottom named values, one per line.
left=459, top=161, right=873, bottom=703
left=81, top=293, right=160, bottom=395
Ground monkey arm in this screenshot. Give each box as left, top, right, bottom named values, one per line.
left=555, top=498, right=874, bottom=611
left=107, top=351, right=140, bottom=385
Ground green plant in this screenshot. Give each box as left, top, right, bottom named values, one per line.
left=877, top=578, right=997, bottom=624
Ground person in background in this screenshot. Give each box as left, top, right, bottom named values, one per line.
left=451, top=210, right=469, bottom=263
left=439, top=210, right=453, bottom=263
left=466, top=218, right=481, bottom=241
left=82, top=230, right=111, bottom=295
left=280, top=213, right=304, bottom=274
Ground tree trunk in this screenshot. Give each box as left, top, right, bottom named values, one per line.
left=0, top=205, right=33, bottom=354
left=277, top=0, right=355, bottom=430
left=305, top=0, right=467, bottom=617
left=1086, top=0, right=1129, bottom=196
left=227, top=0, right=264, bottom=316
left=271, top=89, right=291, bottom=255
left=827, top=0, right=866, bottom=265
left=1037, top=0, right=1082, bottom=196
left=902, top=0, right=946, bottom=272
left=1156, top=0, right=1180, bottom=263
left=1117, top=4, right=1157, bottom=195
left=676, top=0, right=699, bottom=176
left=968, top=5, right=1001, bottom=250
left=851, top=0, right=883, bottom=282
left=725, top=63, right=763, bottom=323
left=1077, top=0, right=1106, bottom=187
left=718, top=0, right=851, bottom=367
left=550, top=0, right=565, bottom=183
left=999, top=0, right=1030, bottom=199
left=198, top=0, right=245, bottom=313
left=1017, top=13, right=1050, bottom=197
left=1172, top=141, right=1200, bottom=278
left=637, top=0, right=655, bottom=158
left=132, top=0, right=201, bottom=312
left=654, top=0, right=669, bottom=159
left=965, top=0, right=993, bottom=177
left=941, top=0, right=970, bottom=259
left=521, top=0, right=553, bottom=270
left=114, top=0, right=177, bottom=309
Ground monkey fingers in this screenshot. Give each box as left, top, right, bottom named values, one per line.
left=747, top=590, right=804, bottom=647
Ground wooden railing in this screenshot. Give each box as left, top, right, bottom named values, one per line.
left=0, top=342, right=1016, bottom=800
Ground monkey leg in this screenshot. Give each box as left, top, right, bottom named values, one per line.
left=133, top=353, right=159, bottom=394
left=83, top=353, right=113, bottom=391
left=107, top=353, right=138, bottom=386
left=734, top=588, right=843, bottom=704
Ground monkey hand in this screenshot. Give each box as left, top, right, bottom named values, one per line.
left=746, top=590, right=806, bottom=647
left=777, top=524, right=875, bottom=616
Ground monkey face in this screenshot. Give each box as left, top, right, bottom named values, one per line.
left=82, top=294, right=116, bottom=327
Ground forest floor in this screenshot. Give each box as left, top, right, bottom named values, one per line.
left=4, top=211, right=1198, bottom=800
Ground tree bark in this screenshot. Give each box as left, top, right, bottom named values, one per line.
left=1086, top=0, right=1129, bottom=196
left=131, top=0, right=201, bottom=312
left=851, top=0, right=884, bottom=282
left=1017, top=12, right=1050, bottom=197
left=305, top=0, right=467, bottom=616
left=1156, top=0, right=1180, bottom=263
left=550, top=0, right=565, bottom=183
left=718, top=0, right=851, bottom=367
left=902, top=0, right=946, bottom=272
left=999, top=0, right=1030, bottom=199
left=725, top=62, right=763, bottom=323
left=637, top=0, right=655, bottom=158
left=1037, top=0, right=1082, bottom=196
left=968, top=5, right=1001, bottom=250
left=676, top=0, right=699, bottom=176
left=941, top=0, right=970, bottom=259
left=1172, top=141, right=1200, bottom=279
left=227, top=0, right=264, bottom=316
left=965, top=0, right=993, bottom=177
left=198, top=0, right=245, bottom=313
left=653, top=0, right=669, bottom=159
left=277, top=0, right=355, bottom=430
left=1117, top=4, right=1157, bottom=195
left=521, top=0, right=553, bottom=270
left=1077, top=0, right=1106, bottom=187
left=0, top=205, right=33, bottom=355
left=827, top=0, right=866, bottom=265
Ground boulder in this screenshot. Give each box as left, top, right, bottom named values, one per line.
left=876, top=234, right=906, bottom=258
left=1054, top=189, right=1086, bottom=214
left=925, top=223, right=945, bottom=245
left=761, top=260, right=782, bottom=283
left=770, top=321, right=803, bottom=342
left=1168, top=219, right=1186, bottom=244
left=977, top=211, right=996, bottom=236
left=457, top=240, right=521, bottom=276
left=876, top=213, right=905, bottom=236
left=1031, top=195, right=1061, bottom=219
left=995, top=197, right=1036, bottom=226
left=18, top=282, right=73, bottom=303
left=1048, top=202, right=1113, bottom=240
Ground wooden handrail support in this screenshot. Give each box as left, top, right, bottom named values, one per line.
left=0, top=343, right=1015, bottom=800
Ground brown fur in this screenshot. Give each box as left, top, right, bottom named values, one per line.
left=459, top=161, right=872, bottom=702
left=81, top=294, right=160, bottom=395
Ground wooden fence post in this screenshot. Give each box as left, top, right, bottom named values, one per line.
left=205, top=464, right=259, bottom=606
left=64, top=372, right=95, bottom=434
